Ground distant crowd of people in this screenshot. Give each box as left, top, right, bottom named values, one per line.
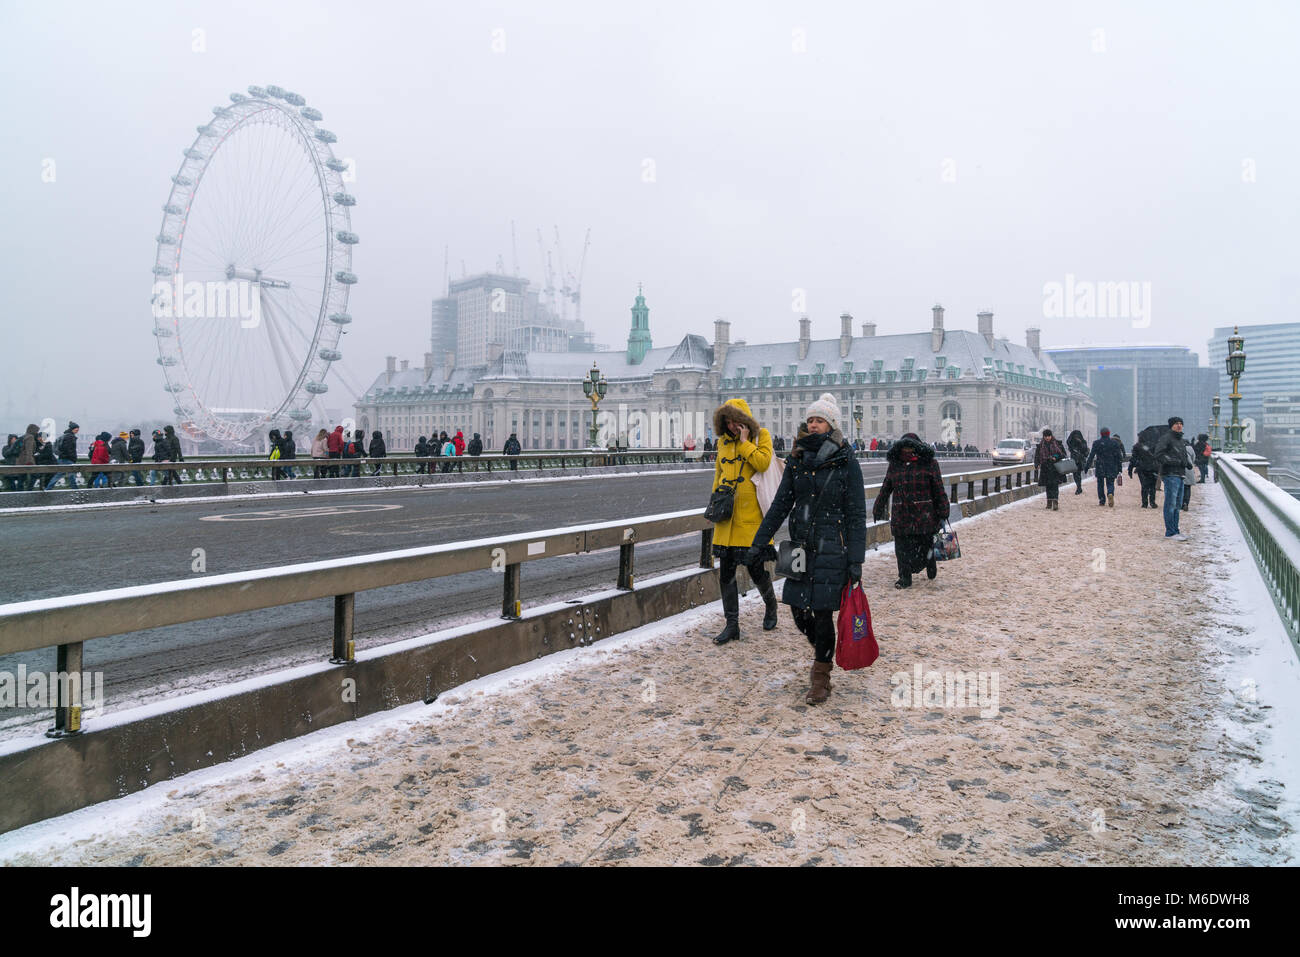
left=2, top=421, right=186, bottom=491
left=265, top=425, right=524, bottom=480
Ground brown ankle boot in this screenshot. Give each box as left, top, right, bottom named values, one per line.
left=806, top=660, right=833, bottom=705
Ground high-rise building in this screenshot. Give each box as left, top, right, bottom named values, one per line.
left=1261, top=393, right=1300, bottom=470
left=1207, top=323, right=1300, bottom=430
left=1045, top=344, right=1219, bottom=440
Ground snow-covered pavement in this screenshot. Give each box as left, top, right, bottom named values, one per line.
left=2, top=480, right=1296, bottom=865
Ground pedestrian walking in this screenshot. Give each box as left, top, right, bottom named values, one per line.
left=2, top=433, right=20, bottom=491
left=163, top=425, right=184, bottom=482
left=1083, top=428, right=1123, bottom=507
left=872, top=431, right=950, bottom=587
left=15, top=424, right=39, bottom=491
left=706, top=398, right=778, bottom=646
left=108, top=431, right=129, bottom=487
left=1154, top=416, right=1190, bottom=540
left=127, top=428, right=147, bottom=486
left=280, top=429, right=297, bottom=479
left=1193, top=433, right=1211, bottom=483
left=1066, top=429, right=1088, bottom=495
left=88, top=432, right=112, bottom=487
left=311, top=428, right=329, bottom=478
left=45, top=422, right=80, bottom=490
left=751, top=393, right=866, bottom=705
left=369, top=430, right=387, bottom=474
left=1034, top=429, right=1067, bottom=510
left=1128, top=435, right=1161, bottom=508
left=503, top=432, right=521, bottom=470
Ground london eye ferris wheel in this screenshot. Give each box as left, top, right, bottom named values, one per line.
left=151, top=84, right=357, bottom=442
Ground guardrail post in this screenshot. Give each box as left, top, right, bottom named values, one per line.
left=502, top=562, right=521, bottom=619
left=699, top=527, right=714, bottom=568
left=45, top=641, right=84, bottom=737
left=331, top=593, right=355, bottom=663
left=618, top=529, right=635, bottom=590
left=967, top=480, right=975, bottom=501
left=950, top=481, right=959, bottom=504
left=981, top=477, right=988, bottom=496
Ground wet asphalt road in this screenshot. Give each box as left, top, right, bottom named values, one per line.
left=0, top=461, right=990, bottom=737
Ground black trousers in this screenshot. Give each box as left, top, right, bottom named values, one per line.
left=1136, top=470, right=1159, bottom=506
left=791, top=607, right=836, bottom=663
left=1072, top=464, right=1084, bottom=491
left=715, top=545, right=773, bottom=607
left=895, top=532, right=932, bottom=583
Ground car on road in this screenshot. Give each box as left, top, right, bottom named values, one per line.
left=991, top=438, right=1030, bottom=463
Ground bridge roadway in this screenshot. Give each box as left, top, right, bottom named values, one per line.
left=0, top=461, right=989, bottom=740
left=2, top=481, right=1290, bottom=865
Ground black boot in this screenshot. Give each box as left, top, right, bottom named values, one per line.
left=713, top=578, right=740, bottom=645
left=926, top=555, right=938, bottom=579
left=758, top=578, right=779, bottom=631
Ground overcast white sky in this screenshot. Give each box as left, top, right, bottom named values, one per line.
left=2, top=0, right=1297, bottom=426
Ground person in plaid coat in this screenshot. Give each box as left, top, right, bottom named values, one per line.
left=872, top=432, right=950, bottom=589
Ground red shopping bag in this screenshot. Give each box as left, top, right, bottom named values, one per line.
left=835, top=582, right=878, bottom=670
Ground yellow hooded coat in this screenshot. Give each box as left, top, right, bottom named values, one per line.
left=710, top=398, right=774, bottom=547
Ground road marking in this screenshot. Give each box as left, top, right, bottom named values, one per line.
left=200, top=503, right=403, bottom=522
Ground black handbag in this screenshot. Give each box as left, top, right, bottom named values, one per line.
left=704, top=478, right=738, bottom=523
left=774, top=472, right=839, bottom=581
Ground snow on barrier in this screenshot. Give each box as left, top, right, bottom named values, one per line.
left=0, top=463, right=1039, bottom=833
left=1215, top=453, right=1300, bottom=648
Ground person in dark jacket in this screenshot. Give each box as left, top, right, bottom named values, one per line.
left=468, top=433, right=483, bottom=456
left=327, top=424, right=345, bottom=477
left=503, top=432, right=522, bottom=470
left=1066, top=429, right=1088, bottom=494
left=1128, top=436, right=1161, bottom=508
left=369, top=430, right=387, bottom=474
left=163, top=425, right=184, bottom=483
left=107, top=431, right=129, bottom=487
left=44, top=422, right=80, bottom=491
left=2, top=433, right=19, bottom=491
left=1083, top=428, right=1123, bottom=507
left=414, top=436, right=429, bottom=473
left=872, top=431, right=950, bottom=587
left=280, top=429, right=297, bottom=479
left=268, top=428, right=284, bottom=480
left=1193, top=433, right=1211, bottom=483
left=1153, top=417, right=1189, bottom=539
left=14, top=424, right=40, bottom=491
left=152, top=429, right=176, bottom=484
left=452, top=431, right=466, bottom=472
left=127, top=429, right=147, bottom=486
left=750, top=393, right=866, bottom=706
left=342, top=429, right=364, bottom=478
left=1034, top=429, right=1068, bottom=510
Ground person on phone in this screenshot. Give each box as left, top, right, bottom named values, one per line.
left=708, top=398, right=776, bottom=645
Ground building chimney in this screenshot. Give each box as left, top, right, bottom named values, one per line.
left=978, top=311, right=994, bottom=349
left=443, top=351, right=455, bottom=382
left=424, top=352, right=435, bottom=371
left=839, top=312, right=852, bottom=358
left=798, top=316, right=811, bottom=360
left=400, top=359, right=409, bottom=372
left=861, top=321, right=876, bottom=337
left=385, top=355, right=396, bottom=383
left=713, top=318, right=730, bottom=371
left=931, top=304, right=944, bottom=352
left=1026, top=327, right=1042, bottom=358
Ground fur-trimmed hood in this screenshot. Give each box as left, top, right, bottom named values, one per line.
left=886, top=434, right=935, bottom=464
left=714, top=398, right=760, bottom=439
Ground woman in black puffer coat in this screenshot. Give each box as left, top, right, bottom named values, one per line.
left=750, top=393, right=866, bottom=706
left=368, top=430, right=387, bottom=475
left=872, top=432, right=950, bottom=589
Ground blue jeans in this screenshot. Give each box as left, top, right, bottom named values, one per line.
left=1096, top=473, right=1115, bottom=502
left=1162, top=475, right=1184, bottom=536
left=45, top=458, right=78, bottom=490
left=1197, top=462, right=1208, bottom=483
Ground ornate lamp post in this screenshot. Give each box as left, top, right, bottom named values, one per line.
left=1225, top=328, right=1246, bottom=452
left=955, top=420, right=963, bottom=450
left=1211, top=395, right=1221, bottom=446
left=581, top=362, right=608, bottom=449
left=853, top=405, right=863, bottom=447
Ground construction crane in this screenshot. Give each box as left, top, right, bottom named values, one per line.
left=570, top=227, right=590, bottom=325
left=511, top=221, right=520, bottom=278
left=537, top=228, right=558, bottom=317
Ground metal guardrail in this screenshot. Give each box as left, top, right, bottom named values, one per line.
left=0, top=462, right=1037, bottom=735
left=0, top=449, right=694, bottom=492
left=1215, top=454, right=1300, bottom=649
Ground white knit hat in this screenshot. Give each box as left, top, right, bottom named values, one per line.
left=804, top=392, right=841, bottom=431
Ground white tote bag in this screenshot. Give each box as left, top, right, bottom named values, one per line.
left=752, top=455, right=785, bottom=515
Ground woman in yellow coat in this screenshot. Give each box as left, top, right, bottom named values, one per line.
left=710, top=398, right=778, bottom=644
